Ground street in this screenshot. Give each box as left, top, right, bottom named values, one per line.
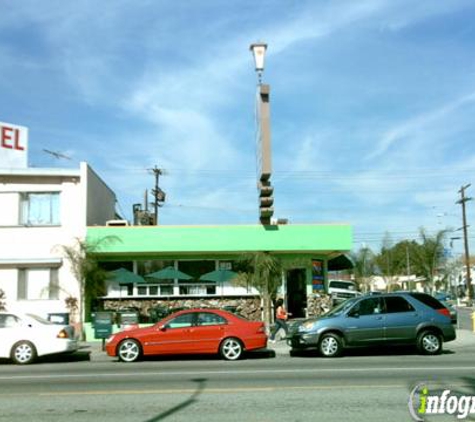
left=1, top=329, right=475, bottom=422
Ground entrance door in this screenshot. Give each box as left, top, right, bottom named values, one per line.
left=286, top=269, right=307, bottom=318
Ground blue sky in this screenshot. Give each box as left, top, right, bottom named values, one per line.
left=1, top=0, right=474, bottom=255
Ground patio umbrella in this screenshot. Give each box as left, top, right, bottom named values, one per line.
left=199, top=269, right=238, bottom=283
left=145, top=266, right=192, bottom=280
left=108, top=268, right=146, bottom=284
left=107, top=268, right=145, bottom=302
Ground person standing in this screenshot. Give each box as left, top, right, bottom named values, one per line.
left=270, top=298, right=289, bottom=342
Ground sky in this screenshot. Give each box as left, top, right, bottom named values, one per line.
left=1, top=0, right=474, bottom=256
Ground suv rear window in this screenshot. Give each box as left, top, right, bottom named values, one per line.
left=384, top=296, right=415, bottom=313
left=409, top=293, right=445, bottom=310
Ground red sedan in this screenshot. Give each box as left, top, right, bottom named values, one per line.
left=106, top=308, right=268, bottom=362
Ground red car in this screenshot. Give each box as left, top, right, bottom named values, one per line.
left=105, top=308, right=267, bottom=362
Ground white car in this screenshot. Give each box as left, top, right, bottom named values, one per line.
left=0, top=312, right=78, bottom=364
left=328, top=280, right=362, bottom=304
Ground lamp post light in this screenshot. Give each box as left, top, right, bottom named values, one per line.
left=250, top=42, right=274, bottom=225
left=250, top=42, right=267, bottom=84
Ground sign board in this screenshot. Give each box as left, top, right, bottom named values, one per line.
left=0, top=121, right=28, bottom=168
left=312, top=259, right=325, bottom=291
left=93, top=312, right=113, bottom=339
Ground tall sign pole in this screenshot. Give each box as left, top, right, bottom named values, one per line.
left=250, top=42, right=274, bottom=225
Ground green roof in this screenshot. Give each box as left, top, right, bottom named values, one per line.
left=87, top=224, right=352, bottom=257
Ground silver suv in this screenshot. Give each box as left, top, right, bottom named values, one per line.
left=288, top=292, right=456, bottom=357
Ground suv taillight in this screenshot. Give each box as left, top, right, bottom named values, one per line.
left=437, top=308, right=451, bottom=318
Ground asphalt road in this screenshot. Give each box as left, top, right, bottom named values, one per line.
left=1, top=335, right=475, bottom=422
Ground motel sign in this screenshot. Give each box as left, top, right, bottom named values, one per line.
left=0, top=121, right=28, bottom=168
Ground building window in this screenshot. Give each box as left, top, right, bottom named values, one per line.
left=17, top=268, right=59, bottom=300
left=0, top=193, right=20, bottom=226
left=20, top=192, right=60, bottom=226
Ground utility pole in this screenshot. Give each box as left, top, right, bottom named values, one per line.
left=456, top=184, right=473, bottom=302
left=149, top=166, right=166, bottom=225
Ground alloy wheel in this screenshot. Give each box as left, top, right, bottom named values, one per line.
left=118, top=339, right=141, bottom=362
left=220, top=338, right=242, bottom=361
left=421, top=333, right=440, bottom=354
left=319, top=334, right=342, bottom=357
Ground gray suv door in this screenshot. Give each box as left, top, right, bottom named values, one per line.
left=382, top=295, right=421, bottom=342
left=345, top=297, right=385, bottom=345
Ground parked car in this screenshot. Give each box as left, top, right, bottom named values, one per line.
left=0, top=312, right=78, bottom=364
left=106, top=308, right=267, bottom=362
left=328, top=279, right=361, bottom=304
left=288, top=292, right=455, bottom=357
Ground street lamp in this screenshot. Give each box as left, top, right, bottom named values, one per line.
left=250, top=42, right=274, bottom=225
left=250, top=42, right=267, bottom=84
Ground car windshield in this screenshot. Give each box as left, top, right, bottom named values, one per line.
left=324, top=298, right=358, bottom=317
left=329, top=281, right=356, bottom=291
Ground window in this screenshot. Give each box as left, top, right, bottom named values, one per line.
left=0, top=193, right=20, bottom=225
left=0, top=314, right=20, bottom=328
left=160, top=285, right=173, bottom=296
left=196, top=312, right=227, bottom=326
left=351, top=298, right=382, bottom=316
left=166, top=313, right=194, bottom=329
left=21, top=192, right=60, bottom=226
left=409, top=293, right=445, bottom=310
left=18, top=268, right=59, bottom=300
left=384, top=296, right=415, bottom=313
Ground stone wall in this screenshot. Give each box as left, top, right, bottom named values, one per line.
left=306, top=293, right=333, bottom=317
left=102, top=297, right=262, bottom=321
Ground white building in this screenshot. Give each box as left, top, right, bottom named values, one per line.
left=0, top=162, right=116, bottom=320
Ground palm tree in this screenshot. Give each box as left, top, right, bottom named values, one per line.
left=233, top=252, right=283, bottom=327
left=411, top=228, right=447, bottom=294
left=351, top=246, right=376, bottom=292
left=57, top=236, right=117, bottom=338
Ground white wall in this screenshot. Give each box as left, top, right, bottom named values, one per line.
left=0, top=164, right=116, bottom=319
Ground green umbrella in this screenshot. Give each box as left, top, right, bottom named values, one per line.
left=199, top=269, right=238, bottom=283
left=145, top=266, right=192, bottom=280
left=108, top=268, right=145, bottom=284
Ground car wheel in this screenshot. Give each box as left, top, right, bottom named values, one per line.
left=117, top=339, right=142, bottom=362
left=11, top=341, right=37, bottom=365
left=319, top=333, right=343, bottom=358
left=417, top=331, right=442, bottom=355
left=220, top=337, right=243, bottom=361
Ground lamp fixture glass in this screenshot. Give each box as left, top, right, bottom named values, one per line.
left=250, top=42, right=267, bottom=73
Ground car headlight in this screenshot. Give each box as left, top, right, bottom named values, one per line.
left=106, top=335, right=116, bottom=343
left=298, top=320, right=318, bottom=333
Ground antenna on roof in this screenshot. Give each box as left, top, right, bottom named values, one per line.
left=43, top=149, right=72, bottom=160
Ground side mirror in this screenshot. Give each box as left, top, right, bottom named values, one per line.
left=158, top=324, right=167, bottom=331
left=348, top=310, right=359, bottom=318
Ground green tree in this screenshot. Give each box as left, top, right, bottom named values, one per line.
left=233, top=251, right=283, bottom=327
left=57, top=236, right=117, bottom=338
left=411, top=228, right=447, bottom=293
left=374, top=232, right=400, bottom=291
left=351, top=246, right=376, bottom=292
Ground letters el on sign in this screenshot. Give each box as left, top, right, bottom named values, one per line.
left=0, top=121, right=28, bottom=168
